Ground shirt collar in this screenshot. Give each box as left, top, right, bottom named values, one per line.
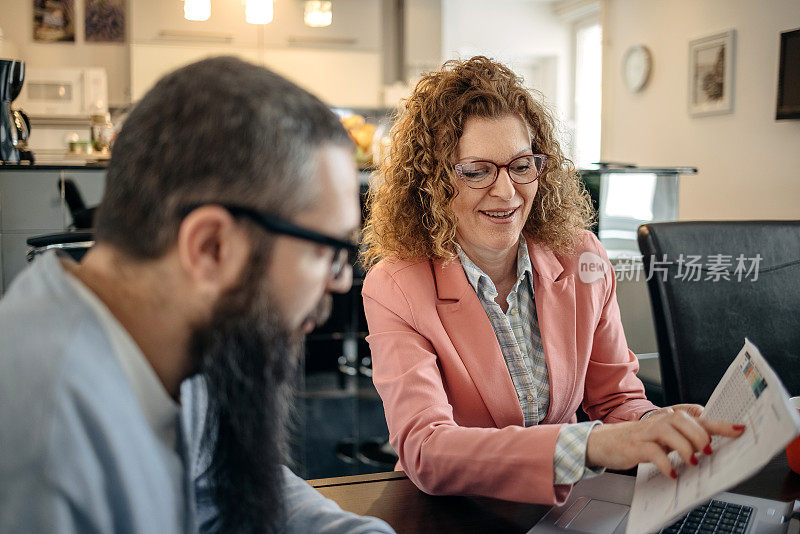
left=458, top=237, right=534, bottom=300
left=63, top=266, right=180, bottom=450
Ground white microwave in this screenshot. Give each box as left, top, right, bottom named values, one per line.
left=17, top=67, right=108, bottom=117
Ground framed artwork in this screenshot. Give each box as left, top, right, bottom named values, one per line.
left=688, top=29, right=736, bottom=117
left=85, top=0, right=126, bottom=43
left=33, top=0, right=75, bottom=42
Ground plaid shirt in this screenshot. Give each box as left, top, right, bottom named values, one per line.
left=458, top=239, right=601, bottom=484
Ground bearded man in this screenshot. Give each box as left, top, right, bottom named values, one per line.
left=0, top=56, right=393, bottom=534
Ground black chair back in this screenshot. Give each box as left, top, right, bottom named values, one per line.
left=26, top=232, right=94, bottom=263
left=60, top=178, right=96, bottom=229
left=638, top=221, right=800, bottom=405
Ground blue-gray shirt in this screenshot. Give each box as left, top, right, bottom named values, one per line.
left=0, top=253, right=393, bottom=534
left=182, top=378, right=394, bottom=534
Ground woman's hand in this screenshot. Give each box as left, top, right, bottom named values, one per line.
left=585, top=409, right=745, bottom=479
left=643, top=404, right=704, bottom=419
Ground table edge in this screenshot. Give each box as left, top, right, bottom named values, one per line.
left=308, top=471, right=408, bottom=488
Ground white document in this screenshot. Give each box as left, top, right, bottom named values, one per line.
left=626, top=339, right=800, bottom=534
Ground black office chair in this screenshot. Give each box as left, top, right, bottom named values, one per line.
left=26, top=179, right=96, bottom=263
left=26, top=231, right=94, bottom=263
left=638, top=221, right=800, bottom=406
left=62, top=178, right=96, bottom=230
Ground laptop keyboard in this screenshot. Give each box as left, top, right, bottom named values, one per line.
left=659, top=500, right=753, bottom=534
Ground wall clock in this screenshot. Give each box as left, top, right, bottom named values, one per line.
left=622, top=45, right=652, bottom=92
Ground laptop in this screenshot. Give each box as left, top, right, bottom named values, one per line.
left=528, top=472, right=798, bottom=534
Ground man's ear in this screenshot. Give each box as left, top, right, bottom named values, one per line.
left=175, top=205, right=250, bottom=298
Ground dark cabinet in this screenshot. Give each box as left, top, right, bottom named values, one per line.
left=292, top=182, right=397, bottom=479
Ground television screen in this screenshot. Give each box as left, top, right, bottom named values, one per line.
left=776, top=28, right=800, bottom=120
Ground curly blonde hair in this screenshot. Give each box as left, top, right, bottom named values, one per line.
left=361, top=56, right=594, bottom=268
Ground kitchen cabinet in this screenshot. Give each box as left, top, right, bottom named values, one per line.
left=293, top=183, right=394, bottom=479
left=404, top=0, right=443, bottom=79
left=130, top=0, right=381, bottom=50
left=129, top=0, right=384, bottom=108
left=130, top=44, right=382, bottom=107
left=0, top=166, right=105, bottom=293
left=296, top=289, right=392, bottom=479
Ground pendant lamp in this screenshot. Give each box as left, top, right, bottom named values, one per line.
left=304, top=1, right=332, bottom=27
left=246, top=0, right=275, bottom=24
left=184, top=0, right=211, bottom=21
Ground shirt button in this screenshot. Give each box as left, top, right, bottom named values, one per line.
left=526, top=394, right=534, bottom=402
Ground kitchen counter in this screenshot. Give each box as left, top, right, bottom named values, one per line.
left=0, top=162, right=108, bottom=171
left=579, top=165, right=697, bottom=174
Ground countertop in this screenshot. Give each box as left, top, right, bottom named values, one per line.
left=0, top=163, right=108, bottom=171
left=580, top=165, right=698, bottom=174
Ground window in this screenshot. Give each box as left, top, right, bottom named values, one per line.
left=573, top=20, right=602, bottom=168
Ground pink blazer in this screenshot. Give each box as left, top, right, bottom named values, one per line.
left=362, top=231, right=656, bottom=505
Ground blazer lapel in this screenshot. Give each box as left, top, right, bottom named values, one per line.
left=527, top=238, right=578, bottom=424
left=433, top=258, right=524, bottom=429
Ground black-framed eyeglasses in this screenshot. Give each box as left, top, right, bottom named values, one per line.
left=181, top=204, right=359, bottom=281
left=454, top=153, right=548, bottom=189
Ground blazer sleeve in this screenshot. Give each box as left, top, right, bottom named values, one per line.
left=363, top=264, right=571, bottom=505
left=581, top=235, right=658, bottom=423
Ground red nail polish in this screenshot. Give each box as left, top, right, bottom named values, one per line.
left=704, top=444, right=713, bottom=455
left=690, top=454, right=698, bottom=466
left=733, top=424, right=746, bottom=431
left=670, top=469, right=678, bottom=479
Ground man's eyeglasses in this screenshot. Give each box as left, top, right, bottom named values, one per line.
left=454, top=154, right=548, bottom=190
left=181, top=204, right=359, bottom=281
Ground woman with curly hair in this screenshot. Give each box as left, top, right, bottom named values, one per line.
left=361, top=56, right=743, bottom=504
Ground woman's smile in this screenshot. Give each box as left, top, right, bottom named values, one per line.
left=477, top=206, right=521, bottom=222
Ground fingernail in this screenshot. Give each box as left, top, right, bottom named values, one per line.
left=690, top=454, right=698, bottom=466
left=733, top=424, right=746, bottom=431
left=704, top=444, right=713, bottom=455
left=670, top=469, right=678, bottom=479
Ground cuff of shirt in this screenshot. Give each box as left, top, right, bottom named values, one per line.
left=553, top=421, right=605, bottom=485
left=640, top=409, right=660, bottom=420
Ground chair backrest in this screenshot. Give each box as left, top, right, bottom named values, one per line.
left=638, top=221, right=800, bottom=405
left=26, top=232, right=94, bottom=263
left=60, top=178, right=96, bottom=229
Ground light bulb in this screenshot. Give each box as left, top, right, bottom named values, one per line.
left=184, top=0, right=210, bottom=21
left=246, top=0, right=274, bottom=24
left=304, top=1, right=332, bottom=27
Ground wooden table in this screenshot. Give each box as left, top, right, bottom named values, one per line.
left=309, top=454, right=800, bottom=533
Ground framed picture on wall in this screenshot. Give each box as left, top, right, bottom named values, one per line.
left=85, top=0, right=126, bottom=43
left=33, top=0, right=75, bottom=42
left=688, top=29, right=736, bottom=117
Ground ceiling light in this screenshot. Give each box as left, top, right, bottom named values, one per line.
left=184, top=0, right=211, bottom=21
left=246, top=0, right=274, bottom=24
left=304, top=1, right=332, bottom=27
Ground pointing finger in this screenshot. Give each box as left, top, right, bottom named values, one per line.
left=699, top=418, right=746, bottom=438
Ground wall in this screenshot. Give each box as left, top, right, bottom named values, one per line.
left=602, top=0, right=800, bottom=220
left=0, top=1, right=129, bottom=106
left=441, top=0, right=572, bottom=118
left=0, top=26, right=21, bottom=58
